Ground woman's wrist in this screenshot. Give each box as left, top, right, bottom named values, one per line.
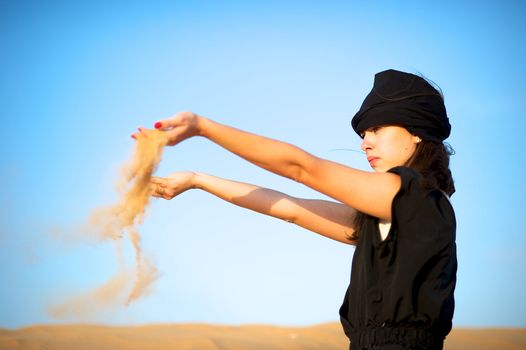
left=195, top=115, right=211, bottom=138
left=192, top=172, right=218, bottom=193
left=191, top=172, right=204, bottom=190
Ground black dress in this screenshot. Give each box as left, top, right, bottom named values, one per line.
left=339, top=167, right=457, bottom=350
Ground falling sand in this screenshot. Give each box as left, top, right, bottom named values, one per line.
left=50, top=129, right=169, bottom=319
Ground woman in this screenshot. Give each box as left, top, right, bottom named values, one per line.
left=133, top=69, right=457, bottom=350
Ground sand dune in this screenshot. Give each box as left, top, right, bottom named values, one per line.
left=1, top=323, right=525, bottom=350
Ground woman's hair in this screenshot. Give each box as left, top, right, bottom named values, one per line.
left=348, top=140, right=455, bottom=244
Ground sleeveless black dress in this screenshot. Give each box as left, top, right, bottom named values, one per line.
left=339, top=167, right=457, bottom=350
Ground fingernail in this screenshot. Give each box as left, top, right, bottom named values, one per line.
left=154, top=122, right=162, bottom=129
left=138, top=127, right=143, bottom=132
left=131, top=134, right=136, bottom=139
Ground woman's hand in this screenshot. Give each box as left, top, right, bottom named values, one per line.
left=153, top=111, right=202, bottom=146
left=150, top=172, right=197, bottom=200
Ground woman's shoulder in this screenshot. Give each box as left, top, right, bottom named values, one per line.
left=387, top=166, right=446, bottom=196
left=387, top=166, right=420, bottom=180
left=387, top=166, right=424, bottom=197
left=387, top=166, right=455, bottom=218
left=386, top=167, right=456, bottom=245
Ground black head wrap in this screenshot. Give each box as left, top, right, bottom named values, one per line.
left=351, top=69, right=451, bottom=142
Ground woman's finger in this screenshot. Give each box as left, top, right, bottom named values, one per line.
left=154, top=111, right=195, bottom=130
left=149, top=183, right=159, bottom=195
left=150, top=177, right=174, bottom=198
left=150, top=182, right=170, bottom=199
left=154, top=117, right=178, bottom=131
left=150, top=176, right=166, bottom=184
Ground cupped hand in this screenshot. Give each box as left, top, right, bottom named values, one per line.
left=153, top=111, right=202, bottom=146
left=150, top=172, right=197, bottom=200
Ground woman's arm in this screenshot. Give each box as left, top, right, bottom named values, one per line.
left=151, top=172, right=356, bottom=244
left=146, top=112, right=399, bottom=221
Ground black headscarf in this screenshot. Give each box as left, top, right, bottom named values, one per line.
left=351, top=70, right=451, bottom=142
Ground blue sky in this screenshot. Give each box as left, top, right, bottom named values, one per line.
left=1, top=0, right=525, bottom=329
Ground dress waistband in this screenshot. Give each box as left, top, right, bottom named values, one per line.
left=349, top=326, right=444, bottom=349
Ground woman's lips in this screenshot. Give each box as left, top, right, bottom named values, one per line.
left=367, top=156, right=379, bottom=167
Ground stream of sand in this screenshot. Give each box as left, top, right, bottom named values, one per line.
left=50, top=129, right=169, bottom=319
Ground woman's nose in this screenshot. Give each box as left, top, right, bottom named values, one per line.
left=361, top=136, right=373, bottom=152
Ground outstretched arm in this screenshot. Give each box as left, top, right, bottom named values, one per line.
left=151, top=172, right=356, bottom=244
left=143, top=112, right=400, bottom=221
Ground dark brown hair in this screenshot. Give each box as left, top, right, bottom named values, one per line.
left=348, top=140, right=455, bottom=244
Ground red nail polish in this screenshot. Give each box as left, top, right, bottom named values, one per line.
left=131, top=134, right=136, bottom=139
left=154, top=122, right=162, bottom=129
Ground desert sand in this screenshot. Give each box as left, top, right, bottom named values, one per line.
left=1, top=322, right=525, bottom=350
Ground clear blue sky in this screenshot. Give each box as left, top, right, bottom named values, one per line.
left=1, top=0, right=525, bottom=329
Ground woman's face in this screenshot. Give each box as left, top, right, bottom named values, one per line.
left=360, top=125, right=420, bottom=173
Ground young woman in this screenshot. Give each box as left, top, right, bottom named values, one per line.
left=133, top=69, right=457, bottom=350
